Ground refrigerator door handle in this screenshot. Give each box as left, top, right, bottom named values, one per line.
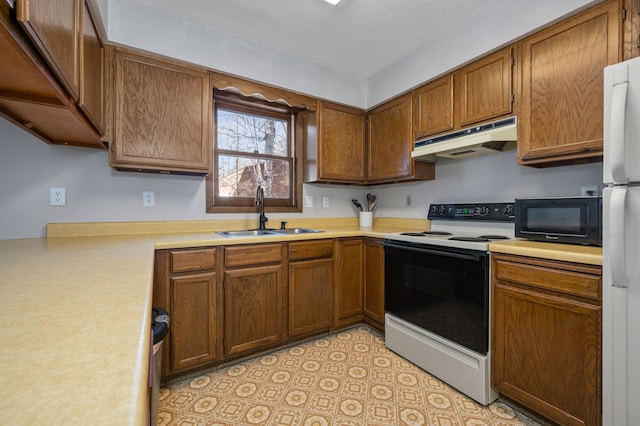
left=610, top=72, right=629, bottom=183
left=610, top=187, right=628, bottom=288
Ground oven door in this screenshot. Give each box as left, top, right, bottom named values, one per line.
left=383, top=240, right=489, bottom=354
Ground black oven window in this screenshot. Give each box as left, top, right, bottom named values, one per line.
left=385, top=244, right=489, bottom=354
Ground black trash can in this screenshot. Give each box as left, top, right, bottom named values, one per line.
left=151, top=307, right=169, bottom=426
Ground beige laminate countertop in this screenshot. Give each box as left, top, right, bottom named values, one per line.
left=489, top=239, right=602, bottom=266
left=0, top=218, right=423, bottom=426
left=1, top=218, right=603, bottom=425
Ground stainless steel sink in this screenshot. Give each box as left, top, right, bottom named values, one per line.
left=274, top=228, right=324, bottom=234
left=217, top=228, right=323, bottom=237
left=217, top=229, right=279, bottom=237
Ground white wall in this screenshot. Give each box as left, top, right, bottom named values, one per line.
left=372, top=150, right=603, bottom=219
left=0, top=116, right=602, bottom=240
left=0, top=118, right=366, bottom=240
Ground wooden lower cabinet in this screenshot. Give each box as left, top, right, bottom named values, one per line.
left=335, top=239, right=364, bottom=328
left=288, top=240, right=334, bottom=337
left=492, top=253, right=602, bottom=426
left=153, top=248, right=221, bottom=380
left=223, top=244, right=286, bottom=358
left=363, top=239, right=385, bottom=328
left=154, top=238, right=384, bottom=382
left=169, top=272, right=219, bottom=372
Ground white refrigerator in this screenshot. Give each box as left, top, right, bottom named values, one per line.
left=603, top=56, right=640, bottom=426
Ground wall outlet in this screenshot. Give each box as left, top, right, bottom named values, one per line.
left=305, top=195, right=313, bottom=208
left=406, top=195, right=412, bottom=207
left=49, top=187, right=66, bottom=206
left=581, top=186, right=599, bottom=196
left=143, top=191, right=155, bottom=207
left=322, top=196, right=330, bottom=208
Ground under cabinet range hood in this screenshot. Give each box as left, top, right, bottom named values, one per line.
left=412, top=117, right=517, bottom=161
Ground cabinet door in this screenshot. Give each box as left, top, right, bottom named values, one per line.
left=224, top=264, right=285, bottom=357
left=169, top=271, right=219, bottom=372
left=16, top=0, right=80, bottom=100
left=317, top=101, right=366, bottom=183
left=517, top=0, right=620, bottom=166
left=414, top=74, right=454, bottom=139
left=456, top=46, right=513, bottom=127
left=493, top=282, right=601, bottom=426
left=368, top=93, right=412, bottom=182
left=289, top=258, right=333, bottom=337
left=363, top=239, right=385, bottom=325
left=335, top=239, right=364, bottom=325
left=78, top=0, right=103, bottom=133
left=112, top=49, right=212, bottom=174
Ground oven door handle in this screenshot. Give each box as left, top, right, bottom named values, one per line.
left=382, top=241, right=484, bottom=262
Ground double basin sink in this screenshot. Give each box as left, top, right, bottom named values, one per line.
left=218, top=228, right=324, bottom=238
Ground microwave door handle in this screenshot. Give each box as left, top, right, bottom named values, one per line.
left=610, top=187, right=627, bottom=288
left=610, top=78, right=628, bottom=183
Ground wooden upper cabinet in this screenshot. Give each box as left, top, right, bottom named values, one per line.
left=0, top=1, right=103, bottom=148
left=368, top=93, right=435, bottom=183
left=414, top=74, right=454, bottom=139
left=517, top=0, right=621, bottom=167
left=456, top=46, right=513, bottom=128
left=316, top=101, right=366, bottom=183
left=413, top=47, right=512, bottom=140
left=623, top=0, right=639, bottom=60
left=16, top=0, right=80, bottom=100
left=78, top=0, right=103, bottom=133
left=110, top=49, right=212, bottom=174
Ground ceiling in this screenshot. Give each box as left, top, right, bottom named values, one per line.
left=141, top=0, right=495, bottom=78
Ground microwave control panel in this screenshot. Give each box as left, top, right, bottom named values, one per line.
left=428, top=202, right=515, bottom=222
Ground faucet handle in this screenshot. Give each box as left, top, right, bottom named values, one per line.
left=280, top=221, right=287, bottom=230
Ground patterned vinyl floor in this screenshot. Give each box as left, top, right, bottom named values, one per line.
left=158, top=326, right=540, bottom=426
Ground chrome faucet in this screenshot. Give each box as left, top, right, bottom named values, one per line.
left=254, top=185, right=268, bottom=230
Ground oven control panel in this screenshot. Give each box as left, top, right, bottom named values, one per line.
left=428, top=202, right=514, bottom=221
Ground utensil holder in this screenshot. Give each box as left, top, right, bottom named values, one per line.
left=359, top=211, right=373, bottom=228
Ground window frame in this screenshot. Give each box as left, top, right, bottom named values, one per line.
left=206, top=92, right=303, bottom=213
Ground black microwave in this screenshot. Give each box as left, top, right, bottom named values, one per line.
left=514, top=196, right=602, bottom=246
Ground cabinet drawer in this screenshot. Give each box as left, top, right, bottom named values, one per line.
left=494, top=257, right=601, bottom=300
left=289, top=240, right=334, bottom=261
left=170, top=248, right=217, bottom=273
left=224, top=244, right=283, bottom=268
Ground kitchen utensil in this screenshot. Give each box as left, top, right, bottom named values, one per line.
left=352, top=199, right=363, bottom=211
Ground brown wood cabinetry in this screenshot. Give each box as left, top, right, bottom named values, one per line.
left=492, top=253, right=602, bottom=426
left=78, top=0, right=103, bottom=133
left=363, top=239, right=385, bottom=328
left=314, top=101, right=366, bottom=183
left=16, top=0, right=80, bottom=100
left=223, top=244, right=286, bottom=358
left=335, top=239, right=364, bottom=327
left=110, top=49, right=212, bottom=174
left=455, top=47, right=513, bottom=128
left=0, top=1, right=103, bottom=148
left=368, top=93, right=435, bottom=183
left=414, top=47, right=513, bottom=139
left=414, top=75, right=454, bottom=140
left=517, top=0, right=621, bottom=167
left=153, top=248, right=221, bottom=380
left=288, top=240, right=334, bottom=337
left=623, top=0, right=640, bottom=59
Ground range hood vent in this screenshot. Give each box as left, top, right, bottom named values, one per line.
left=412, top=117, right=517, bottom=161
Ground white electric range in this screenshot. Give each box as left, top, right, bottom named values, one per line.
left=382, top=202, right=515, bottom=405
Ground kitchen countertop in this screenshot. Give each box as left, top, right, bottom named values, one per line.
left=489, top=239, right=602, bottom=266
left=1, top=218, right=603, bottom=425
left=0, top=217, right=426, bottom=426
